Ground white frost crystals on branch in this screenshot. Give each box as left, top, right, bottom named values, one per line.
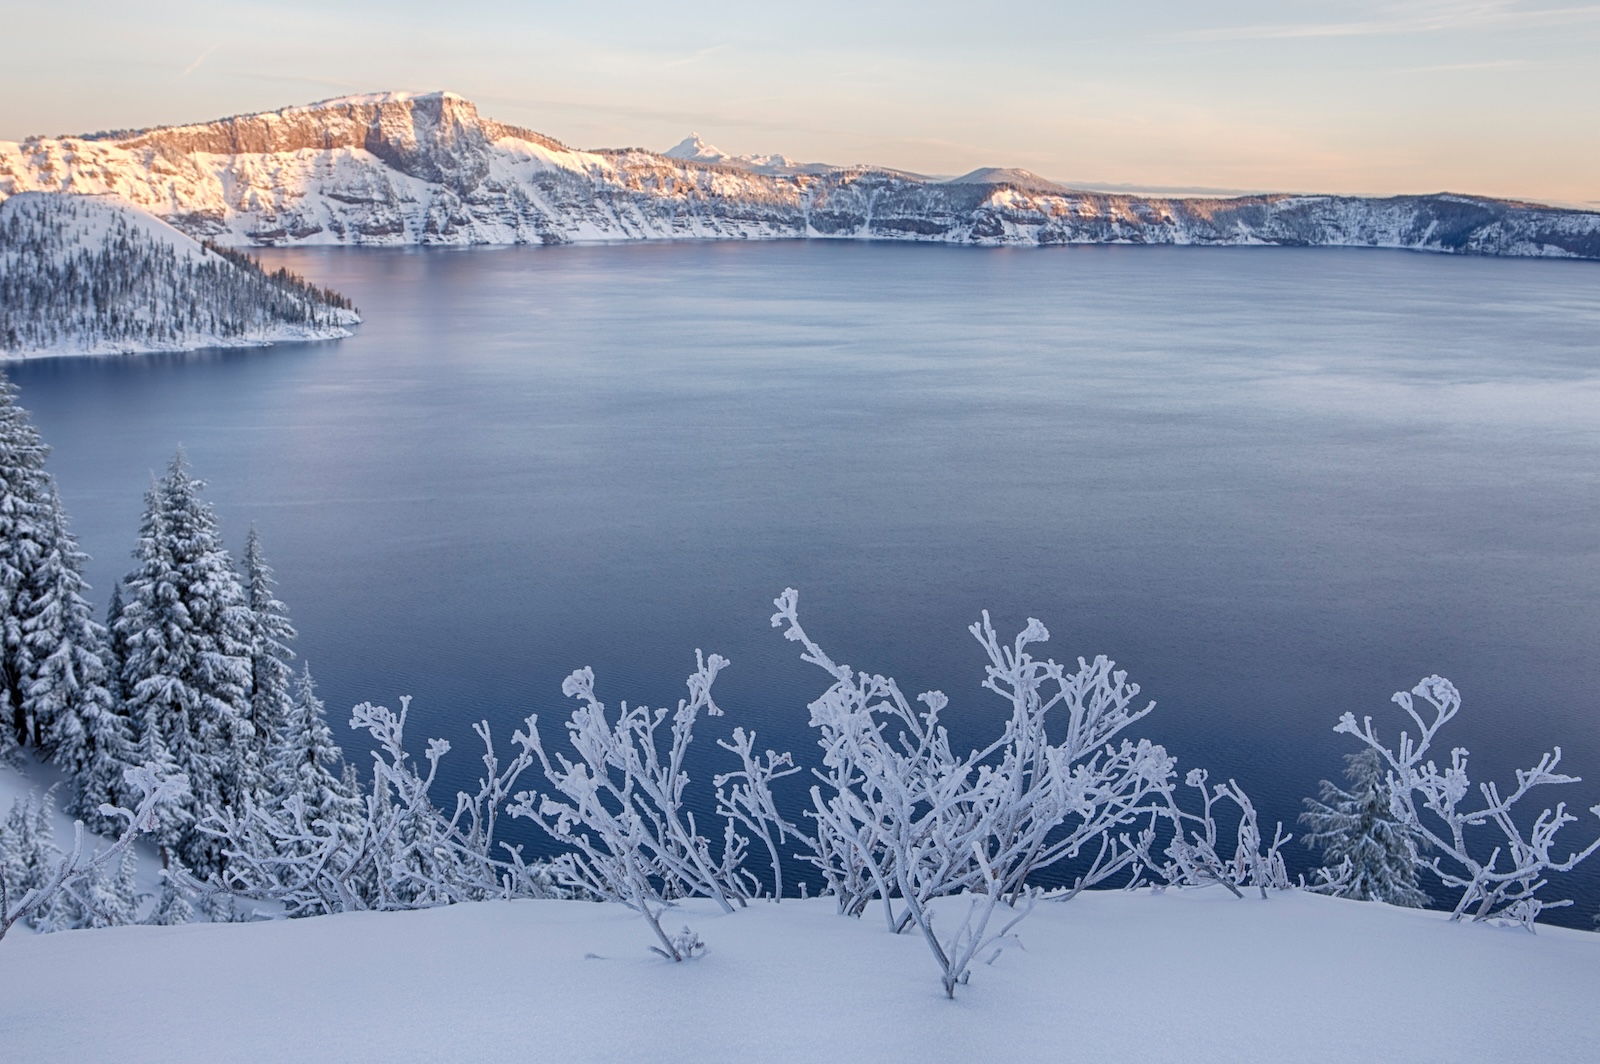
left=1335, top=675, right=1600, bottom=930
left=1129, top=767, right=1296, bottom=898
left=508, top=652, right=762, bottom=962
left=771, top=587, right=1204, bottom=997
left=0, top=763, right=185, bottom=943
left=202, top=696, right=563, bottom=916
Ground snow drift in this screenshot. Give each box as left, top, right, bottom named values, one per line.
left=1, top=889, right=1596, bottom=1064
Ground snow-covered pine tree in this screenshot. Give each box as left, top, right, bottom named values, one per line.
left=0, top=373, right=54, bottom=753
left=103, top=581, right=127, bottom=705
left=0, top=375, right=131, bottom=831
left=23, top=486, right=133, bottom=833
left=143, top=867, right=195, bottom=926
left=111, top=451, right=256, bottom=874
left=1300, top=748, right=1430, bottom=908
left=268, top=664, right=359, bottom=827
left=0, top=787, right=57, bottom=927
left=243, top=526, right=296, bottom=794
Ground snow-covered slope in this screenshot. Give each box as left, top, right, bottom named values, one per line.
left=0, top=192, right=359, bottom=357
left=2, top=91, right=1597, bottom=258
left=1, top=888, right=1595, bottom=1063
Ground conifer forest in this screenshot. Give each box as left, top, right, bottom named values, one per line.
left=0, top=193, right=356, bottom=356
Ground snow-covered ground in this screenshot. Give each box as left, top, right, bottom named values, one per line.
left=1, top=886, right=1594, bottom=1063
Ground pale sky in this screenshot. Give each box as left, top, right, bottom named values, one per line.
left=3, top=0, right=1597, bottom=204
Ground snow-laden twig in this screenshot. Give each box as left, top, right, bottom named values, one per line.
left=1132, top=768, right=1292, bottom=902
left=1128, top=768, right=1292, bottom=897
left=1335, top=675, right=1600, bottom=929
left=0, top=763, right=185, bottom=943
left=715, top=726, right=807, bottom=902
left=509, top=651, right=767, bottom=959
left=770, top=587, right=1173, bottom=995
left=201, top=697, right=559, bottom=915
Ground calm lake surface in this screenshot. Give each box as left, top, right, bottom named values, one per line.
left=9, top=241, right=1600, bottom=919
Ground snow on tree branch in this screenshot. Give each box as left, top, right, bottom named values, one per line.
left=201, top=696, right=558, bottom=916
left=1334, top=675, right=1600, bottom=929
left=770, top=587, right=1187, bottom=996
left=508, top=651, right=760, bottom=961
left=0, top=763, right=186, bottom=943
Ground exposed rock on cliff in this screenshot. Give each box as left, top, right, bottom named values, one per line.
left=3, top=91, right=1596, bottom=259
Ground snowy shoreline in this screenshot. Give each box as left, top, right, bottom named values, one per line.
left=0, top=321, right=357, bottom=360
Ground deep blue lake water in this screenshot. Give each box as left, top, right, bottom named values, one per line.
left=8, top=241, right=1600, bottom=921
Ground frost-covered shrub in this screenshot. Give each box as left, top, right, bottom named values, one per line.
left=1129, top=767, right=1294, bottom=897
left=772, top=588, right=1197, bottom=997
left=509, top=652, right=770, bottom=961
left=202, top=697, right=564, bottom=916
left=1336, top=675, right=1600, bottom=929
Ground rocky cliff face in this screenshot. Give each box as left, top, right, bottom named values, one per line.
left=3, top=91, right=1597, bottom=259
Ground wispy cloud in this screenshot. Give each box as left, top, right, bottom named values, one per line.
left=179, top=44, right=218, bottom=78
left=1179, top=1, right=1600, bottom=41
left=658, top=43, right=730, bottom=70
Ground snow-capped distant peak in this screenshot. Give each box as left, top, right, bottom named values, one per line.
left=660, top=134, right=813, bottom=174
left=944, top=167, right=1069, bottom=193
left=663, top=133, right=727, bottom=162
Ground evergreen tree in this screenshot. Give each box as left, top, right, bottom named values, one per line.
left=1300, top=748, right=1430, bottom=908
left=268, top=663, right=359, bottom=827
left=0, top=373, right=54, bottom=752
left=0, top=787, right=57, bottom=925
left=111, top=451, right=256, bottom=874
left=0, top=375, right=132, bottom=833
left=144, top=867, right=195, bottom=926
left=23, top=486, right=133, bottom=832
left=131, top=701, right=192, bottom=858
left=103, top=581, right=128, bottom=704
left=243, top=526, right=296, bottom=793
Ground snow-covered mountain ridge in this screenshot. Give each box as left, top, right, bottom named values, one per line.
left=2, top=91, right=1597, bottom=258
